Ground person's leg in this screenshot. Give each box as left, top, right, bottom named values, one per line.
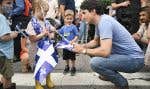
left=145, top=43, right=150, bottom=66
left=46, top=73, right=54, bottom=88
left=20, top=52, right=29, bottom=72
left=90, top=54, right=144, bottom=88
left=70, top=52, right=76, bottom=76
left=63, top=49, right=70, bottom=74
left=1, top=58, right=15, bottom=89
left=1, top=77, right=16, bottom=89
left=71, top=60, right=75, bottom=68
left=65, top=60, right=69, bottom=66
left=63, top=60, right=70, bottom=74
left=70, top=60, right=76, bottom=76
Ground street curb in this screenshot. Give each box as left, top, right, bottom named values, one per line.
left=10, top=72, right=150, bottom=89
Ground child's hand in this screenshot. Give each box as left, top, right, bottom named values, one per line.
left=50, top=26, right=56, bottom=32
left=42, top=29, right=49, bottom=36
left=10, top=31, right=18, bottom=39
left=70, top=40, right=75, bottom=45
left=48, top=32, right=55, bottom=39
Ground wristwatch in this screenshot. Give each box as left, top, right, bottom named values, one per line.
left=82, top=49, right=87, bottom=54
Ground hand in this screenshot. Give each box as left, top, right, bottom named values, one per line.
left=42, top=29, right=49, bottom=36
left=72, top=43, right=85, bottom=54
left=132, top=33, right=141, bottom=40
left=121, top=1, right=130, bottom=7
left=70, top=40, right=75, bottom=45
left=50, top=26, right=56, bottom=32
left=48, top=32, right=55, bottom=39
left=10, top=31, right=18, bottom=39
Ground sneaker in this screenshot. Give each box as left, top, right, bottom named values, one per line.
left=63, top=65, right=69, bottom=75
left=70, top=67, right=76, bottom=76
left=5, top=83, right=16, bottom=89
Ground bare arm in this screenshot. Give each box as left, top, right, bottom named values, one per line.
left=83, top=36, right=100, bottom=48
left=29, top=33, right=45, bottom=42
left=21, top=37, right=28, bottom=52
left=132, top=33, right=141, bottom=40
left=85, top=39, right=112, bottom=57
left=140, top=38, right=149, bottom=44
left=111, top=1, right=130, bottom=10
left=73, top=38, right=112, bottom=57
left=0, top=31, right=18, bottom=41
left=29, top=29, right=48, bottom=42
left=70, top=36, right=78, bottom=44
left=147, top=24, right=150, bottom=42
left=59, top=4, right=65, bottom=18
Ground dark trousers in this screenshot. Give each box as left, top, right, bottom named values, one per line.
left=11, top=15, right=31, bottom=60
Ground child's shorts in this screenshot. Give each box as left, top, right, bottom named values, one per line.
left=63, top=49, right=76, bottom=60
left=0, top=56, right=14, bottom=79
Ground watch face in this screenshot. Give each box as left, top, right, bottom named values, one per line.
left=82, top=49, right=86, bottom=54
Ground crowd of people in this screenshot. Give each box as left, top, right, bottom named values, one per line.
left=0, top=0, right=150, bottom=89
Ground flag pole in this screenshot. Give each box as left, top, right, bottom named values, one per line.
left=55, top=30, right=70, bottom=43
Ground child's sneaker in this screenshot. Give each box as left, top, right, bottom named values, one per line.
left=5, top=83, right=16, bottom=89
left=63, top=65, right=69, bottom=75
left=70, top=67, right=76, bottom=76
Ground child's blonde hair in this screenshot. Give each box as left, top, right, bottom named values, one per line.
left=32, top=0, right=49, bottom=14
left=64, top=9, right=74, bottom=17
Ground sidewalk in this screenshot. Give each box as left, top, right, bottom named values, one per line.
left=1, top=54, right=150, bottom=89
left=12, top=72, right=150, bottom=89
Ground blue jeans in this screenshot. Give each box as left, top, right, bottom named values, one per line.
left=90, top=54, right=144, bottom=87
left=79, top=20, right=87, bottom=43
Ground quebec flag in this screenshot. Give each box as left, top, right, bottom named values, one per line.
left=33, top=41, right=58, bottom=83
left=55, top=30, right=74, bottom=51
left=55, top=40, right=73, bottom=51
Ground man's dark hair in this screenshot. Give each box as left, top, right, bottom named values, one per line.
left=0, top=0, right=3, bottom=4
left=140, top=6, right=150, bottom=19
left=80, top=0, right=105, bottom=15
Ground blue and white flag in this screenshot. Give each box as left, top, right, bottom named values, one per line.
left=34, top=42, right=58, bottom=83
left=55, top=30, right=73, bottom=51
left=55, top=40, right=73, bottom=51
left=31, top=17, right=58, bottom=83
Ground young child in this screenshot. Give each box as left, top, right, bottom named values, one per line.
left=25, top=0, right=56, bottom=89
left=0, top=0, right=18, bottom=89
left=58, top=9, right=79, bottom=76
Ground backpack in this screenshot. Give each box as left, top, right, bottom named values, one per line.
left=24, top=0, right=32, bottom=16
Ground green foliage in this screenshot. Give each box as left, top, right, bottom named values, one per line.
left=101, top=0, right=111, bottom=6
